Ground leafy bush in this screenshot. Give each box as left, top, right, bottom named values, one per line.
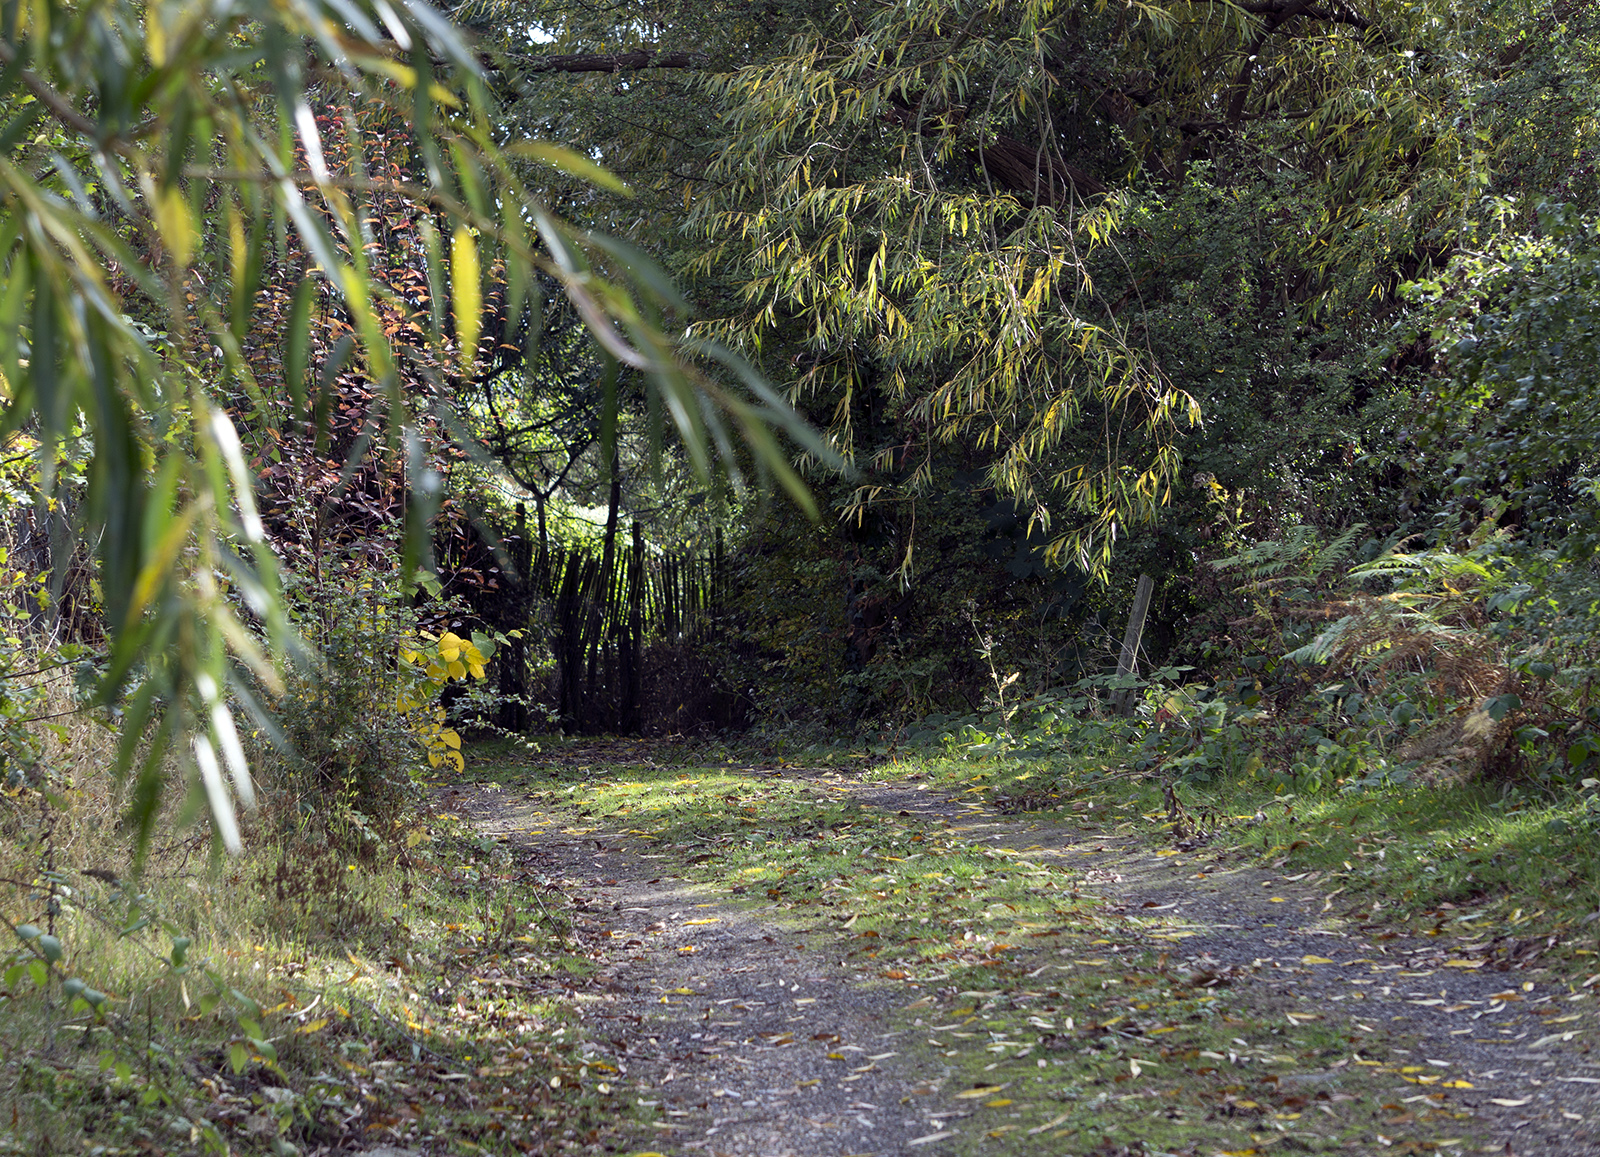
left=251, top=562, right=495, bottom=851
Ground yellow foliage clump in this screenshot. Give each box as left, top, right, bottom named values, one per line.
left=396, top=631, right=491, bottom=773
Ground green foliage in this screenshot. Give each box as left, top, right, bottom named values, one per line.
left=1410, top=203, right=1600, bottom=607
left=253, top=558, right=497, bottom=844
left=0, top=0, right=828, bottom=853
left=688, top=0, right=1204, bottom=574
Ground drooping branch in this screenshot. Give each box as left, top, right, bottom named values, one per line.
left=979, top=134, right=1108, bottom=203
left=512, top=45, right=707, bottom=74
left=1228, top=0, right=1314, bottom=124
left=1235, top=0, right=1374, bottom=32
left=879, top=98, right=1108, bottom=203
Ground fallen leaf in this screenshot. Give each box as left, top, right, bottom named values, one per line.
left=1529, top=1031, right=1579, bottom=1049
left=956, top=1084, right=1007, bottom=1098
left=1027, top=1113, right=1071, bottom=1135
left=909, top=1132, right=955, bottom=1145
left=1489, top=1098, right=1530, bottom=1107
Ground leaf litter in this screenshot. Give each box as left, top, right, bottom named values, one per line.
left=440, top=749, right=1600, bottom=1156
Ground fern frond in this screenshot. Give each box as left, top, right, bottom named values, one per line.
left=1306, top=523, right=1366, bottom=580
left=1284, top=614, right=1357, bottom=665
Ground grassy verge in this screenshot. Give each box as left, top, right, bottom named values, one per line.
left=0, top=776, right=652, bottom=1157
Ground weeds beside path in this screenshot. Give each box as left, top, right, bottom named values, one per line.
left=446, top=745, right=1600, bottom=1157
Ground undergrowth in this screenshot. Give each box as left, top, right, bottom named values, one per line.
left=0, top=764, right=646, bottom=1157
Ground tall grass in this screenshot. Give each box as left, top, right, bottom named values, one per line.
left=0, top=644, right=629, bottom=1156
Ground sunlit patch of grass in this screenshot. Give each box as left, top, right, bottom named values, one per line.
left=1232, top=781, right=1600, bottom=957
left=893, top=974, right=1431, bottom=1157
left=883, top=742, right=1600, bottom=974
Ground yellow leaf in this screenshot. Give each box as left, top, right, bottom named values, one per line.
left=145, top=7, right=167, bottom=66
left=441, top=730, right=461, bottom=749
left=507, top=141, right=632, bottom=195
left=985, top=1098, right=1012, bottom=1107
left=467, top=662, right=486, bottom=679
left=955, top=1085, right=1005, bottom=1099
left=293, top=1017, right=329, bottom=1034
left=447, top=659, right=467, bottom=680
left=451, top=228, right=481, bottom=369
left=1301, top=955, right=1334, bottom=965
left=157, top=187, right=195, bottom=267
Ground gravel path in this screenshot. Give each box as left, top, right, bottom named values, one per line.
left=450, top=783, right=956, bottom=1155
left=444, top=768, right=1600, bottom=1155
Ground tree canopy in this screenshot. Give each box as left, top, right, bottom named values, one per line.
left=4, top=0, right=1600, bottom=838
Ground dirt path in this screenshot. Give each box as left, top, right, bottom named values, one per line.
left=442, top=766, right=1600, bottom=1156
left=448, top=782, right=955, bottom=1155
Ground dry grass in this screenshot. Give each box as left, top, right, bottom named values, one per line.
left=0, top=644, right=423, bottom=1154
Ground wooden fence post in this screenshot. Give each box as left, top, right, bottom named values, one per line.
left=1114, top=573, right=1155, bottom=717
left=621, top=521, right=644, bottom=730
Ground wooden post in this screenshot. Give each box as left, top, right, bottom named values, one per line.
left=621, top=521, right=644, bottom=731
left=498, top=503, right=531, bottom=731
left=1114, top=573, right=1155, bottom=717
